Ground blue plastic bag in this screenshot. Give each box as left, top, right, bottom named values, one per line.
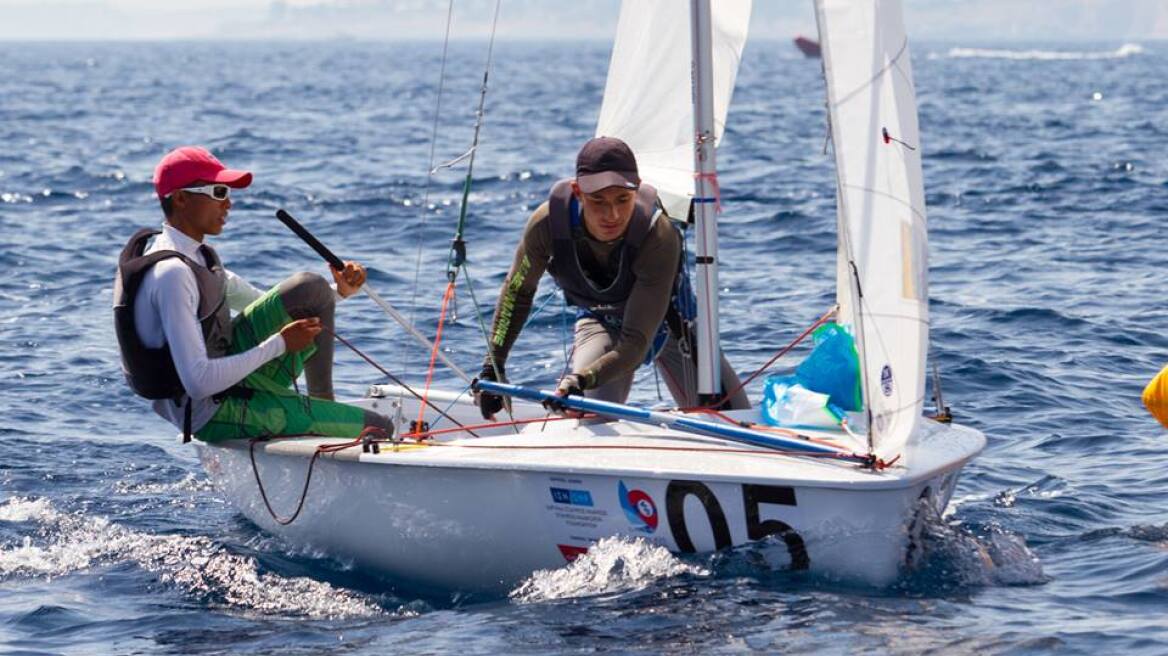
left=794, top=323, right=863, bottom=412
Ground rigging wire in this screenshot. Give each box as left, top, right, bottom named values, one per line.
left=326, top=326, right=477, bottom=436
left=394, top=0, right=458, bottom=414
left=699, top=306, right=838, bottom=410
left=444, top=0, right=504, bottom=283
left=395, top=0, right=505, bottom=431
left=435, top=0, right=518, bottom=430
left=404, top=0, right=457, bottom=334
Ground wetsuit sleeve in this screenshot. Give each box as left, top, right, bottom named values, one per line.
left=484, top=203, right=553, bottom=373
left=154, top=264, right=285, bottom=400
left=576, top=216, right=681, bottom=389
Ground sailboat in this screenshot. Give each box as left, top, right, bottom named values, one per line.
left=197, top=0, right=985, bottom=595
left=794, top=34, right=822, bottom=58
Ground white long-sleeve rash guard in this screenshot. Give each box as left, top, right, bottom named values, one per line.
left=134, top=223, right=286, bottom=432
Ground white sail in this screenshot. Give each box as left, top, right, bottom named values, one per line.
left=817, top=0, right=929, bottom=459
left=596, top=0, right=751, bottom=220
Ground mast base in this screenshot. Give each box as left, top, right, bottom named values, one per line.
left=697, top=393, right=729, bottom=410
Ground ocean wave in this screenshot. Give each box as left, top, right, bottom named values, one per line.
left=940, top=43, right=1145, bottom=61
left=509, top=536, right=708, bottom=603
left=0, top=497, right=387, bottom=619
left=112, top=472, right=216, bottom=496
left=900, top=516, right=1047, bottom=590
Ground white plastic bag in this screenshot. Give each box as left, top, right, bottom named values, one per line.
left=761, top=375, right=845, bottom=429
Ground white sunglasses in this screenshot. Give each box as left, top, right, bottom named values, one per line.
left=177, top=184, right=231, bottom=201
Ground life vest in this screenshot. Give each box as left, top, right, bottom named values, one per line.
left=545, top=179, right=697, bottom=365
left=545, top=178, right=660, bottom=324
left=112, top=228, right=231, bottom=402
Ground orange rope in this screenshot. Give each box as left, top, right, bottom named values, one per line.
left=416, top=280, right=457, bottom=432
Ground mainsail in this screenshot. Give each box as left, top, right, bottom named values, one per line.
left=817, top=0, right=930, bottom=459
left=596, top=0, right=751, bottom=220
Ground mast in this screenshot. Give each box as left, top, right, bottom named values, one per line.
left=689, top=0, right=722, bottom=403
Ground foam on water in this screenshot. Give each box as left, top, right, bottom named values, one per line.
left=111, top=472, right=215, bottom=496
left=940, top=43, right=1145, bottom=61
left=509, top=536, right=709, bottom=603
left=902, top=514, right=1047, bottom=590
left=0, top=497, right=386, bottom=619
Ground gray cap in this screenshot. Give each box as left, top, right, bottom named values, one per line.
left=575, top=136, right=640, bottom=193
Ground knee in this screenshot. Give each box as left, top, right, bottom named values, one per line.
left=288, top=271, right=331, bottom=296
left=281, top=271, right=334, bottom=312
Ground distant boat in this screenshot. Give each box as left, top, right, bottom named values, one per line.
left=794, top=35, right=821, bottom=58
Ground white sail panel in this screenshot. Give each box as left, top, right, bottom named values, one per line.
left=597, top=0, right=751, bottom=219
left=817, top=0, right=929, bottom=459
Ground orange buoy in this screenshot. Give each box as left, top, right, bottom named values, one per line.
left=1142, top=364, right=1168, bottom=428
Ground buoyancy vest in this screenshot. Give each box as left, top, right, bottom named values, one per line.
left=545, top=179, right=660, bottom=324
left=113, top=228, right=232, bottom=402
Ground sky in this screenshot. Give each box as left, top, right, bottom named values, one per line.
left=0, top=0, right=1164, bottom=42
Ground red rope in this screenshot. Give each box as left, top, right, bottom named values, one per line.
left=700, top=306, right=837, bottom=409
left=283, top=433, right=864, bottom=464
left=401, top=413, right=592, bottom=440
left=416, top=280, right=456, bottom=432
left=685, top=406, right=849, bottom=451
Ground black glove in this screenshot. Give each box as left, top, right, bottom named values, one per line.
left=474, top=362, right=505, bottom=420
left=543, top=373, right=585, bottom=414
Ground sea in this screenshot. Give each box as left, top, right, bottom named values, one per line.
left=1, top=38, right=1165, bottom=655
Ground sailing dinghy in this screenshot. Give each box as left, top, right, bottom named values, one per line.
left=197, top=0, right=985, bottom=594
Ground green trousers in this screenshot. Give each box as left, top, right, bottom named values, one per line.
left=195, top=285, right=369, bottom=442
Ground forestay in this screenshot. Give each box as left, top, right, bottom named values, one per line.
left=596, top=0, right=751, bottom=220
left=817, top=0, right=929, bottom=460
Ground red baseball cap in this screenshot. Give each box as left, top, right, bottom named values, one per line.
left=153, top=146, right=253, bottom=199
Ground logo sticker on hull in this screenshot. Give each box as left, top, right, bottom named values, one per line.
left=618, top=481, right=658, bottom=533
left=550, top=487, right=594, bottom=507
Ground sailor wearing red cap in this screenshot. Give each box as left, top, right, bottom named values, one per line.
left=113, top=146, right=392, bottom=442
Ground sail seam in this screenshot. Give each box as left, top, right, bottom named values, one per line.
left=839, top=183, right=925, bottom=223
left=831, top=36, right=910, bottom=108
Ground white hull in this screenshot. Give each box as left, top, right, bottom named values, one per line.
left=198, top=388, right=984, bottom=594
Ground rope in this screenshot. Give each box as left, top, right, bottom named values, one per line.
left=521, top=288, right=562, bottom=330
left=248, top=432, right=364, bottom=525
left=422, top=381, right=473, bottom=432
left=461, top=263, right=519, bottom=431
left=254, top=428, right=879, bottom=467
left=700, top=306, right=837, bottom=410
left=324, top=325, right=477, bottom=436
left=400, top=441, right=868, bottom=463
left=416, top=280, right=456, bottom=430
left=684, top=406, right=849, bottom=451
left=402, top=412, right=589, bottom=440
